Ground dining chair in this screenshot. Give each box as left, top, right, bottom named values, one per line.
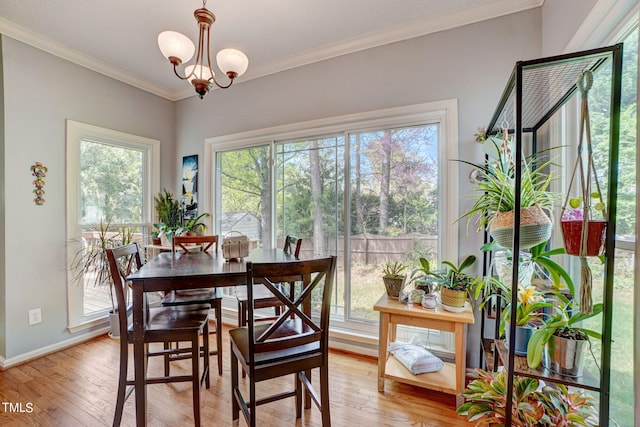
left=106, top=243, right=210, bottom=427
left=229, top=255, right=337, bottom=426
left=235, top=235, right=303, bottom=327
left=161, top=234, right=224, bottom=375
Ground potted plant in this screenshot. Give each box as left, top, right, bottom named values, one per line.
left=481, top=240, right=575, bottom=294
left=437, top=255, right=477, bottom=310
left=154, top=189, right=182, bottom=245
left=181, top=212, right=210, bottom=236
left=458, top=135, right=559, bottom=250
left=457, top=369, right=597, bottom=426
left=475, top=274, right=552, bottom=355
left=527, top=296, right=603, bottom=377
left=69, top=218, right=134, bottom=337
left=408, top=257, right=440, bottom=293
left=561, top=193, right=607, bottom=257
left=381, top=260, right=408, bottom=298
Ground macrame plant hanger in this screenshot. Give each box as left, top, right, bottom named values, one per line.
left=561, top=69, right=607, bottom=314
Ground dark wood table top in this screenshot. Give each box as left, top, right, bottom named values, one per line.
left=127, top=248, right=296, bottom=291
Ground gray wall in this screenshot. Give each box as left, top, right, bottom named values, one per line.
left=542, top=0, right=598, bottom=56
left=174, top=9, right=543, bottom=367
left=0, top=36, right=174, bottom=359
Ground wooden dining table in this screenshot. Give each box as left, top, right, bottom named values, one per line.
left=126, top=248, right=296, bottom=426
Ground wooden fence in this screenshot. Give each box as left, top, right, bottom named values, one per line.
left=293, top=233, right=437, bottom=265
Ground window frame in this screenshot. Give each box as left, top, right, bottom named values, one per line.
left=205, top=101, right=459, bottom=339
left=65, top=120, right=159, bottom=332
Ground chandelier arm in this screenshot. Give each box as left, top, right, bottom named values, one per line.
left=210, top=75, right=234, bottom=89
left=172, top=64, right=192, bottom=81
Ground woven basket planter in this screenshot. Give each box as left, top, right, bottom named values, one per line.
left=382, top=276, right=405, bottom=298
left=489, top=205, right=552, bottom=249
left=561, top=220, right=606, bottom=256
left=440, top=288, right=467, bottom=307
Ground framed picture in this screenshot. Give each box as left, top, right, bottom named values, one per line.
left=181, top=155, right=198, bottom=219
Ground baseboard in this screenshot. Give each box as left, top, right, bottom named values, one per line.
left=0, top=326, right=110, bottom=371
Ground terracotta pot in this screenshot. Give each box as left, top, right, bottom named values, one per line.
left=561, top=220, right=606, bottom=256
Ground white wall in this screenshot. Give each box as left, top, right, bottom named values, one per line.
left=174, top=9, right=543, bottom=368
left=0, top=36, right=175, bottom=360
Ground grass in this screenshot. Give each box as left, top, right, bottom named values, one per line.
left=583, top=250, right=634, bottom=426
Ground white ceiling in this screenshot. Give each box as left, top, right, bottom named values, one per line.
left=0, top=0, right=542, bottom=100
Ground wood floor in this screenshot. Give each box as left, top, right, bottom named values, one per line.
left=0, top=324, right=473, bottom=426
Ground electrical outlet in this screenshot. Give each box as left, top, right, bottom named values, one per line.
left=28, top=308, right=42, bottom=325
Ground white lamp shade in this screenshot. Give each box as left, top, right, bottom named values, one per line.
left=158, top=31, right=195, bottom=63
left=216, top=49, right=249, bottom=77
left=185, top=64, right=214, bottom=82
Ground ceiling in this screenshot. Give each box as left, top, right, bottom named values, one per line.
left=0, top=0, right=542, bottom=101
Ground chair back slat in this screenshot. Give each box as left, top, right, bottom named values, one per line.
left=245, top=256, right=336, bottom=362
left=283, top=235, right=302, bottom=258
left=172, top=235, right=218, bottom=253
left=106, top=243, right=143, bottom=339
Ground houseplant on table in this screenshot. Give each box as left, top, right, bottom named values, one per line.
left=153, top=189, right=182, bottom=245
left=381, top=260, right=408, bottom=298
left=181, top=212, right=210, bottom=235
left=458, top=134, right=559, bottom=250
left=436, top=255, right=477, bottom=310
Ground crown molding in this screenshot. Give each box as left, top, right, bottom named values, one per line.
left=0, top=0, right=543, bottom=102
left=0, top=16, right=176, bottom=100
left=565, top=0, right=639, bottom=51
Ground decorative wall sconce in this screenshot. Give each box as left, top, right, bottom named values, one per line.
left=31, top=161, right=48, bottom=205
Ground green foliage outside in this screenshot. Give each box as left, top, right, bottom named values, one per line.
left=80, top=140, right=143, bottom=224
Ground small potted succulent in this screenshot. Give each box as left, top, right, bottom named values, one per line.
left=381, top=260, right=408, bottom=298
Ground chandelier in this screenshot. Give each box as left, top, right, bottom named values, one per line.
left=158, top=1, right=249, bottom=99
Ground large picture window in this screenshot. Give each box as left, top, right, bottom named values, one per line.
left=208, top=101, right=459, bottom=340
left=66, top=121, right=159, bottom=331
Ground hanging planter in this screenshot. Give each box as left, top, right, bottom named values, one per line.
left=560, top=219, right=606, bottom=256
left=489, top=205, right=552, bottom=250
left=457, top=127, right=559, bottom=251
left=561, top=70, right=607, bottom=314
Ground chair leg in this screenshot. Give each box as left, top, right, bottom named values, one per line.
left=305, top=368, right=312, bottom=409
left=192, top=335, right=201, bottom=427
left=214, top=299, right=223, bottom=375
left=295, top=372, right=303, bottom=419
left=163, top=342, right=170, bottom=377
left=112, top=342, right=128, bottom=427
left=231, top=350, right=239, bottom=421
left=320, top=364, right=331, bottom=427
left=203, top=322, right=210, bottom=389
left=249, top=369, right=257, bottom=427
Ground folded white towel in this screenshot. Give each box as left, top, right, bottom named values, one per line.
left=388, top=342, right=444, bottom=375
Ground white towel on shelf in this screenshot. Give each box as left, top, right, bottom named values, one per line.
left=388, top=342, right=443, bottom=375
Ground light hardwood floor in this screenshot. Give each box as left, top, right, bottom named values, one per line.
left=0, top=324, right=473, bottom=426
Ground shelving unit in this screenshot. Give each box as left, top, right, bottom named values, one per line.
left=481, top=44, right=623, bottom=426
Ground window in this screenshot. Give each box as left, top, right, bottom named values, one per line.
left=208, top=101, right=459, bottom=341
left=580, top=26, right=637, bottom=426
left=66, top=120, right=159, bottom=331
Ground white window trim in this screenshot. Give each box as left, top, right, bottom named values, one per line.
left=204, top=100, right=459, bottom=341
left=65, top=120, right=160, bottom=331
